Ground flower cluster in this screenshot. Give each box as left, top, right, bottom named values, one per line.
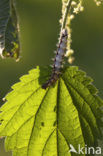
left=60, top=0, right=102, bottom=64
left=65, top=0, right=85, bottom=63
left=72, top=0, right=84, bottom=15
left=94, top=0, right=103, bottom=6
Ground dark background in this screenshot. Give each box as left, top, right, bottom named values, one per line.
left=0, top=0, right=103, bottom=155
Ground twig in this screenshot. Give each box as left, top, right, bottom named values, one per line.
left=61, top=0, right=72, bottom=30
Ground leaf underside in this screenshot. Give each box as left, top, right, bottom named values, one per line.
left=0, top=66, right=103, bottom=156
left=0, top=0, right=20, bottom=61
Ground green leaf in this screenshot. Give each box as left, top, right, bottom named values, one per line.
left=0, top=66, right=103, bottom=156
left=0, top=0, right=20, bottom=61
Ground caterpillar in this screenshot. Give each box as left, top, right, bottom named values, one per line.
left=42, top=28, right=68, bottom=89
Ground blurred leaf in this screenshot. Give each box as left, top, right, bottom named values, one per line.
left=0, top=0, right=20, bottom=61
left=0, top=66, right=103, bottom=156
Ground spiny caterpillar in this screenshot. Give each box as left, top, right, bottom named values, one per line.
left=42, top=28, right=68, bottom=89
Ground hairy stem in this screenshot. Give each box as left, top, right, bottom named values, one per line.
left=61, top=0, right=72, bottom=30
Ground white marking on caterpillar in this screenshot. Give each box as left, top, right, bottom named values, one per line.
left=42, top=29, right=68, bottom=89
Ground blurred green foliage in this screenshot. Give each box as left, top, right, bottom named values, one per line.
left=0, top=0, right=103, bottom=155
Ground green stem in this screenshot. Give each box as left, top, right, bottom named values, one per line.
left=62, top=0, right=72, bottom=29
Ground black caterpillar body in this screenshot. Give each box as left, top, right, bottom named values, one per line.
left=42, top=29, right=68, bottom=89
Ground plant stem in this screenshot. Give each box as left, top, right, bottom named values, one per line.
left=61, top=0, right=72, bottom=30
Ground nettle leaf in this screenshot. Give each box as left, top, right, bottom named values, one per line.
left=0, top=66, right=103, bottom=156
left=0, top=0, right=20, bottom=61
